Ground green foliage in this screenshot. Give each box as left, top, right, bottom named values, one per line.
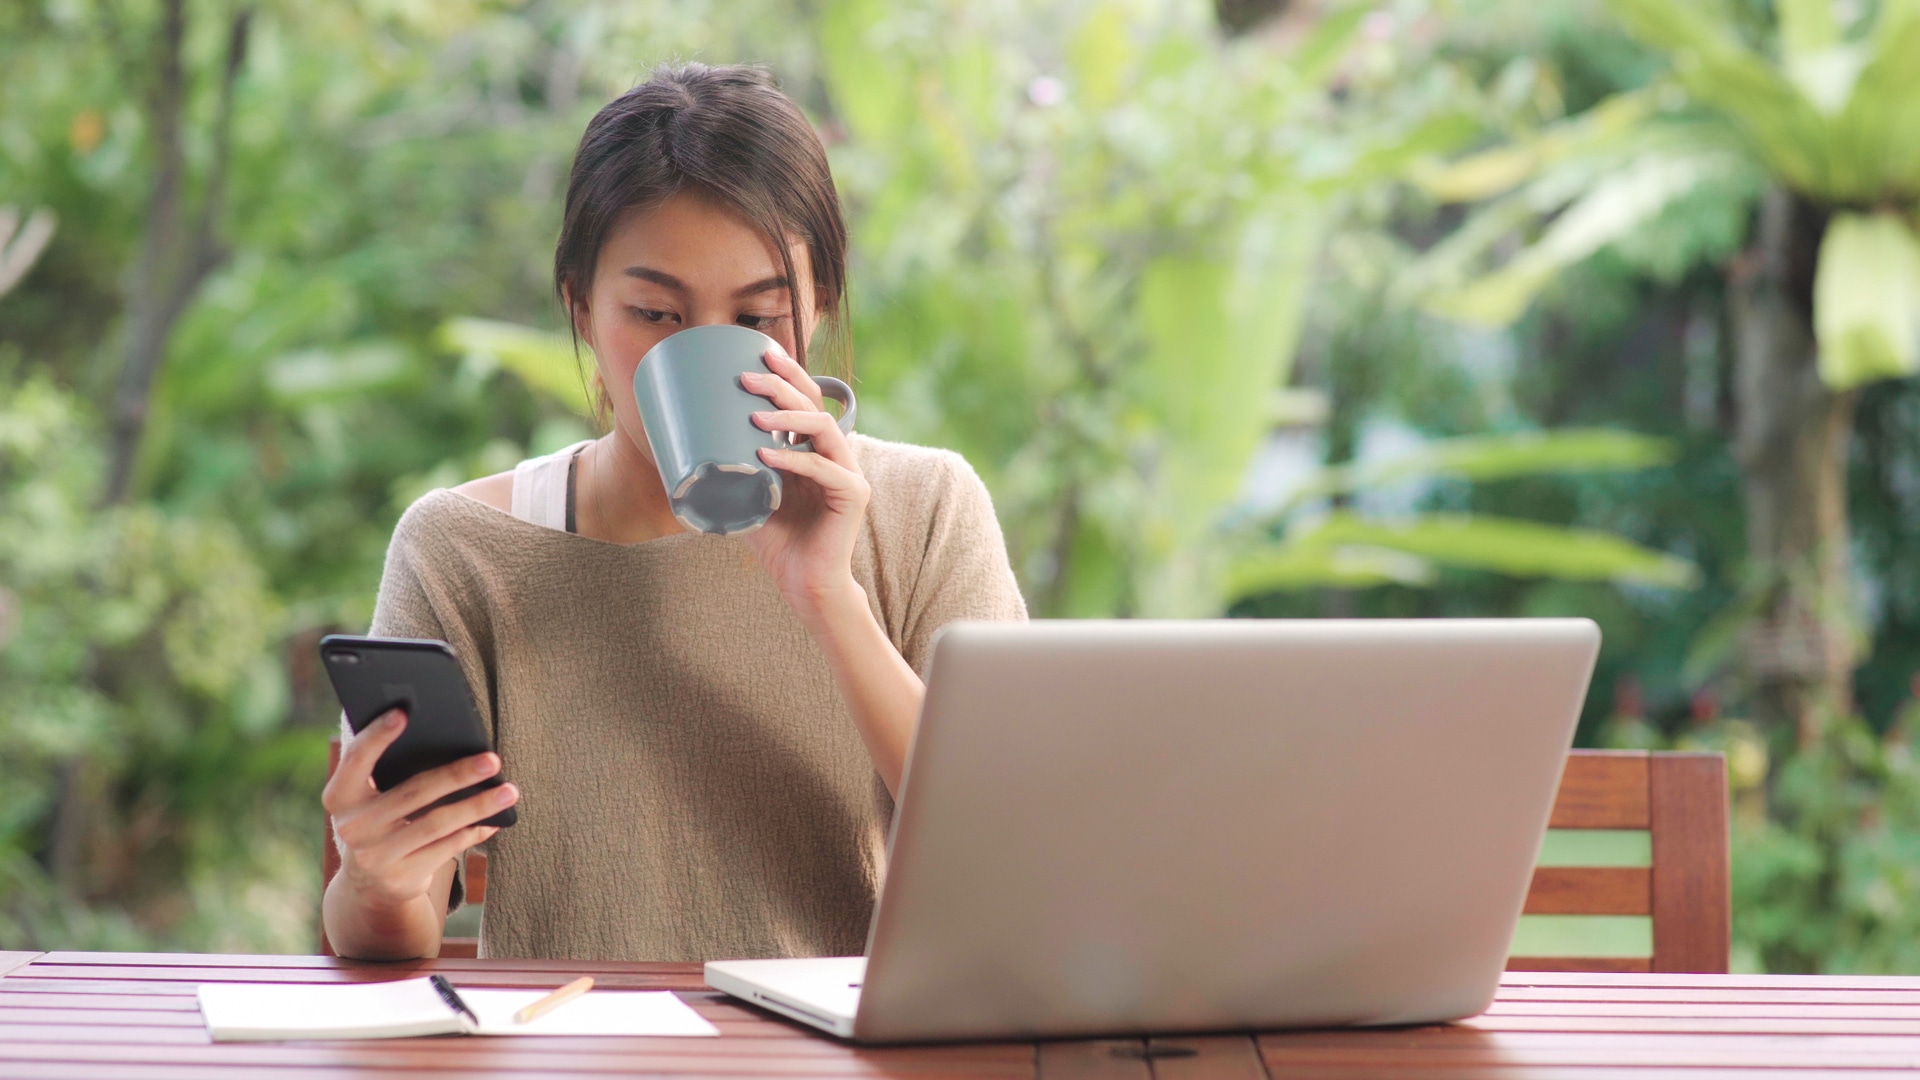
left=0, top=370, right=325, bottom=950
left=821, top=0, right=1355, bottom=615
left=1418, top=0, right=1920, bottom=395
left=1228, top=429, right=1698, bottom=599
left=1724, top=707, right=1920, bottom=974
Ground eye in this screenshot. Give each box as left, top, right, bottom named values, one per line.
left=736, top=313, right=788, bottom=331
left=630, top=307, right=680, bottom=325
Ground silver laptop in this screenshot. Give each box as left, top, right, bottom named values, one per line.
left=705, top=618, right=1599, bottom=1043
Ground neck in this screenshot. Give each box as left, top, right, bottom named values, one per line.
left=579, top=430, right=689, bottom=544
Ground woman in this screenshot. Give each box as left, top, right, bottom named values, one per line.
left=322, top=64, right=1026, bottom=962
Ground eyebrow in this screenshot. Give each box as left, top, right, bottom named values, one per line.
left=621, top=266, right=792, bottom=299
left=622, top=267, right=687, bottom=290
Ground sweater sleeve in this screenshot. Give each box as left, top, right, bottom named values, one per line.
left=336, top=495, right=477, bottom=914
left=896, top=452, right=1029, bottom=676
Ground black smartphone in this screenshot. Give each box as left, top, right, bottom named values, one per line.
left=318, top=634, right=516, bottom=828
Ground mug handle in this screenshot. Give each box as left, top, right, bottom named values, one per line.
left=783, top=376, right=857, bottom=451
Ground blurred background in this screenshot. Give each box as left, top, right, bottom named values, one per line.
left=4, top=0, right=1920, bottom=972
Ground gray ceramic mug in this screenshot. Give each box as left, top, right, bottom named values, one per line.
left=632, top=324, right=856, bottom=536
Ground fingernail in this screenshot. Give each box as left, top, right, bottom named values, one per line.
left=474, top=754, right=499, bottom=776
left=383, top=710, right=405, bottom=729
left=496, top=784, right=518, bottom=804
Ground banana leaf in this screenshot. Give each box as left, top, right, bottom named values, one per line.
left=1267, top=428, right=1675, bottom=522
left=1814, top=212, right=1920, bottom=390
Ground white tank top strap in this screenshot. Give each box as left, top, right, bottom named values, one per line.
left=508, top=440, right=593, bottom=531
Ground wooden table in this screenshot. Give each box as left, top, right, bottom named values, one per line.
left=6, top=951, right=1920, bottom=1077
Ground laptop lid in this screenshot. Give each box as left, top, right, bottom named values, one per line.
left=853, top=618, right=1598, bottom=1043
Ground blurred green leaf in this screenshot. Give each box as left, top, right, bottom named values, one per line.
left=1814, top=211, right=1920, bottom=390
left=439, top=317, right=593, bottom=417
left=1227, top=542, right=1436, bottom=597
left=1410, top=91, right=1656, bottom=203
left=1257, top=510, right=1700, bottom=590
left=1287, top=2, right=1370, bottom=86
left=1424, top=147, right=1727, bottom=326
left=1068, top=2, right=1132, bottom=110
left=264, top=342, right=413, bottom=405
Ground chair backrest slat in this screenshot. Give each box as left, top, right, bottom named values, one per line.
left=1649, top=753, right=1731, bottom=973
left=1523, top=867, right=1651, bottom=916
left=1548, top=751, right=1651, bottom=829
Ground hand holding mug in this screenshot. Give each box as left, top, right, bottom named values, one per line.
left=740, top=344, right=871, bottom=606
left=631, top=324, right=856, bottom=537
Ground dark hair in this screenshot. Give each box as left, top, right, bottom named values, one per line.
left=554, top=63, right=851, bottom=385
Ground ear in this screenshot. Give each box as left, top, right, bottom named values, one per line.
left=565, top=283, right=596, bottom=352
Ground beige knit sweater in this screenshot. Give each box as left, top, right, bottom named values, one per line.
left=360, top=434, right=1027, bottom=962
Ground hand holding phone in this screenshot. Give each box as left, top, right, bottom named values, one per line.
left=320, top=635, right=515, bottom=828
left=322, top=709, right=516, bottom=907
left=319, top=635, right=517, bottom=911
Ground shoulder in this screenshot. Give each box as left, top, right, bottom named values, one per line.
left=852, top=434, right=989, bottom=509
left=387, top=486, right=503, bottom=566
left=851, top=434, right=1008, bottom=569
left=451, top=472, right=513, bottom=512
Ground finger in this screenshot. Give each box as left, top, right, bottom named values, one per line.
left=384, top=783, right=518, bottom=862
left=324, top=709, right=407, bottom=814
left=362, top=752, right=503, bottom=833
left=762, top=347, right=825, bottom=410
left=758, top=446, right=871, bottom=510
left=392, top=824, right=501, bottom=889
left=740, top=370, right=818, bottom=413
left=752, top=409, right=853, bottom=465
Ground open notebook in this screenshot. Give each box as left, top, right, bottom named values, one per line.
left=196, top=976, right=720, bottom=1041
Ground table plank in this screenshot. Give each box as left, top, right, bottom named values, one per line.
left=0, top=953, right=41, bottom=979
left=1497, top=987, right=1920, bottom=1004
left=1036, top=1041, right=1147, bottom=1080
left=1146, top=1035, right=1267, bottom=1080
left=1465, top=1014, right=1920, bottom=1035
left=37, top=951, right=710, bottom=979
left=1487, top=1001, right=1920, bottom=1019
left=1500, top=972, right=1920, bottom=990
left=0, top=1040, right=1033, bottom=1074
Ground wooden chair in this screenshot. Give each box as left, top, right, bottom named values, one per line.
left=1510, top=749, right=1729, bottom=973
left=320, top=736, right=486, bottom=959
left=318, top=742, right=1728, bottom=971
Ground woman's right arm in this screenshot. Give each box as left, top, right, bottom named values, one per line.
left=320, top=708, right=519, bottom=960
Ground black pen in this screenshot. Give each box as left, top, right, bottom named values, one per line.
left=429, top=974, right=479, bottom=1028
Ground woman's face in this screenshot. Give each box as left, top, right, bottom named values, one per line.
left=573, top=188, right=820, bottom=461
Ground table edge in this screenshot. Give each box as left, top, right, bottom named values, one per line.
left=0, top=954, right=44, bottom=979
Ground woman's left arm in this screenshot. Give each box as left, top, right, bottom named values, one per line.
left=741, top=348, right=922, bottom=796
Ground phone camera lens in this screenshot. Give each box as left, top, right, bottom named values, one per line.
left=329, top=653, right=361, bottom=665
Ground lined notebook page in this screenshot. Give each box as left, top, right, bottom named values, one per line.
left=197, top=977, right=720, bottom=1041
left=197, top=978, right=462, bottom=1041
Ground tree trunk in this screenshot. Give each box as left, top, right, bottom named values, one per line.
left=104, top=0, right=251, bottom=505
left=50, top=0, right=251, bottom=898
left=1214, top=0, right=1292, bottom=37
left=1728, top=188, right=1857, bottom=743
